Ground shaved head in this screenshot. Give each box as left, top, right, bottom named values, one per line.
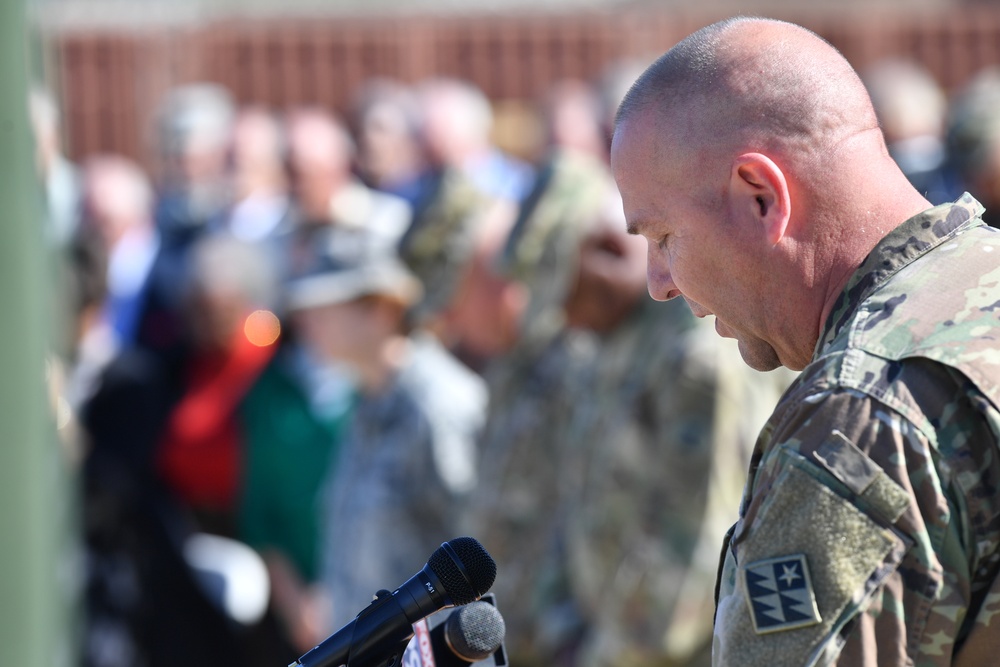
left=617, top=17, right=879, bottom=164
left=611, top=17, right=930, bottom=371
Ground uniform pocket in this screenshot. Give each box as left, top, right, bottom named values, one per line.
left=713, top=433, right=912, bottom=667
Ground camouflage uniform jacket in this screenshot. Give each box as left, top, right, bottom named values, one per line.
left=713, top=193, right=1000, bottom=666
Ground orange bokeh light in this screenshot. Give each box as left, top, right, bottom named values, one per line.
left=244, top=309, right=281, bottom=347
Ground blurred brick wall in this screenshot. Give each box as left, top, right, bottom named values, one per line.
left=48, top=7, right=1000, bottom=170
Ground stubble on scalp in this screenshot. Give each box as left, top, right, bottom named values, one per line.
left=616, top=16, right=879, bottom=177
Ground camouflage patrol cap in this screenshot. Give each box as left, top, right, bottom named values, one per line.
left=397, top=167, right=494, bottom=323
left=499, top=150, right=615, bottom=328
left=285, top=227, right=422, bottom=311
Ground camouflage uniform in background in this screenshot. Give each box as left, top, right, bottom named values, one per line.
left=713, top=194, right=1000, bottom=666
left=500, top=150, right=614, bottom=338
left=460, top=151, right=614, bottom=667
left=460, top=324, right=593, bottom=667
left=398, top=167, right=494, bottom=325
left=465, top=149, right=795, bottom=667
left=555, top=296, right=793, bottom=667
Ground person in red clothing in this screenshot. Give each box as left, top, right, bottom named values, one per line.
left=155, top=234, right=280, bottom=535
left=80, top=233, right=280, bottom=667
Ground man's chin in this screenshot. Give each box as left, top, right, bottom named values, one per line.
left=737, top=339, right=783, bottom=372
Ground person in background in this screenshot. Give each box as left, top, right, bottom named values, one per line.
left=613, top=16, right=1000, bottom=665
left=288, top=229, right=486, bottom=631
left=153, top=83, right=235, bottom=234
left=861, top=58, right=954, bottom=205
left=351, top=79, right=430, bottom=208
left=135, top=83, right=236, bottom=357
left=30, top=84, right=84, bottom=366
left=237, top=309, right=354, bottom=662
left=68, top=155, right=160, bottom=407
left=945, top=66, right=1000, bottom=228
left=154, top=235, right=280, bottom=537
left=596, top=59, right=654, bottom=156
left=29, top=84, right=81, bottom=249
left=461, top=151, right=613, bottom=667
left=280, top=106, right=411, bottom=279
left=222, top=106, right=290, bottom=245
left=417, top=77, right=534, bottom=205
left=79, top=156, right=160, bottom=346
left=235, top=228, right=355, bottom=660
left=460, top=100, right=629, bottom=650
left=539, top=79, right=608, bottom=164
left=80, top=234, right=276, bottom=667
left=397, top=167, right=525, bottom=374
left=468, top=164, right=789, bottom=667
left=553, top=188, right=791, bottom=667
left=504, top=77, right=613, bottom=341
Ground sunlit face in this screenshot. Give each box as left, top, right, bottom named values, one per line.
left=284, top=114, right=351, bottom=220
left=444, top=251, right=526, bottom=359
left=294, top=297, right=393, bottom=369
left=610, top=111, right=784, bottom=371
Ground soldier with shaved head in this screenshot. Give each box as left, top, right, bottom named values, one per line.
left=612, top=16, right=1000, bottom=667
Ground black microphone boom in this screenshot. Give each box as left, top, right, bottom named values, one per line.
left=290, top=537, right=497, bottom=667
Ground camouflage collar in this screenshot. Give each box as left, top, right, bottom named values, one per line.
left=815, top=192, right=986, bottom=357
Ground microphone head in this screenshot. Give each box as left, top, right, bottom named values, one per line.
left=428, top=537, right=497, bottom=606
left=444, top=601, right=506, bottom=662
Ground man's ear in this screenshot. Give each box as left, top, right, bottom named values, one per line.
left=731, top=153, right=791, bottom=246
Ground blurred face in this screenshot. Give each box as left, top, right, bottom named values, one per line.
left=229, top=111, right=285, bottom=196
left=611, top=111, right=783, bottom=371
left=293, top=296, right=398, bottom=369
left=419, top=95, right=460, bottom=168
left=285, top=114, right=351, bottom=220
left=358, top=102, right=420, bottom=186
left=83, top=173, right=135, bottom=247
left=564, top=199, right=649, bottom=333
left=443, top=248, right=527, bottom=359
left=439, top=203, right=527, bottom=360
left=545, top=83, right=605, bottom=159
left=188, top=285, right=250, bottom=353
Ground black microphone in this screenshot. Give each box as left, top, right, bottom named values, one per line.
left=431, top=600, right=507, bottom=666
left=289, top=537, right=497, bottom=667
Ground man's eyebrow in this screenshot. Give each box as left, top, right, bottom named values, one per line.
left=626, top=220, right=643, bottom=236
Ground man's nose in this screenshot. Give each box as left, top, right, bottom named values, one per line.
left=646, top=246, right=681, bottom=301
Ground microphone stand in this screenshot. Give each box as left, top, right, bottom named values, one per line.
left=369, top=637, right=412, bottom=667
left=289, top=590, right=419, bottom=667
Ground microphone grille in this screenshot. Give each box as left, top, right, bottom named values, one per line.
left=445, top=601, right=506, bottom=661
left=428, top=537, right=497, bottom=605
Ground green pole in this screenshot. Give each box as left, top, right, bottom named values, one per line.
left=0, top=0, right=77, bottom=665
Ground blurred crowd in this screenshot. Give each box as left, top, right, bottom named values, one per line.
left=31, top=51, right=1000, bottom=667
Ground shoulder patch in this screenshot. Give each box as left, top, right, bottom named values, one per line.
left=743, top=554, right=822, bottom=634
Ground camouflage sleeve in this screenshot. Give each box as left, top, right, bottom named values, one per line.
left=714, top=358, right=1000, bottom=667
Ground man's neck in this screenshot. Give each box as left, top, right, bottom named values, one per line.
left=813, top=188, right=934, bottom=356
